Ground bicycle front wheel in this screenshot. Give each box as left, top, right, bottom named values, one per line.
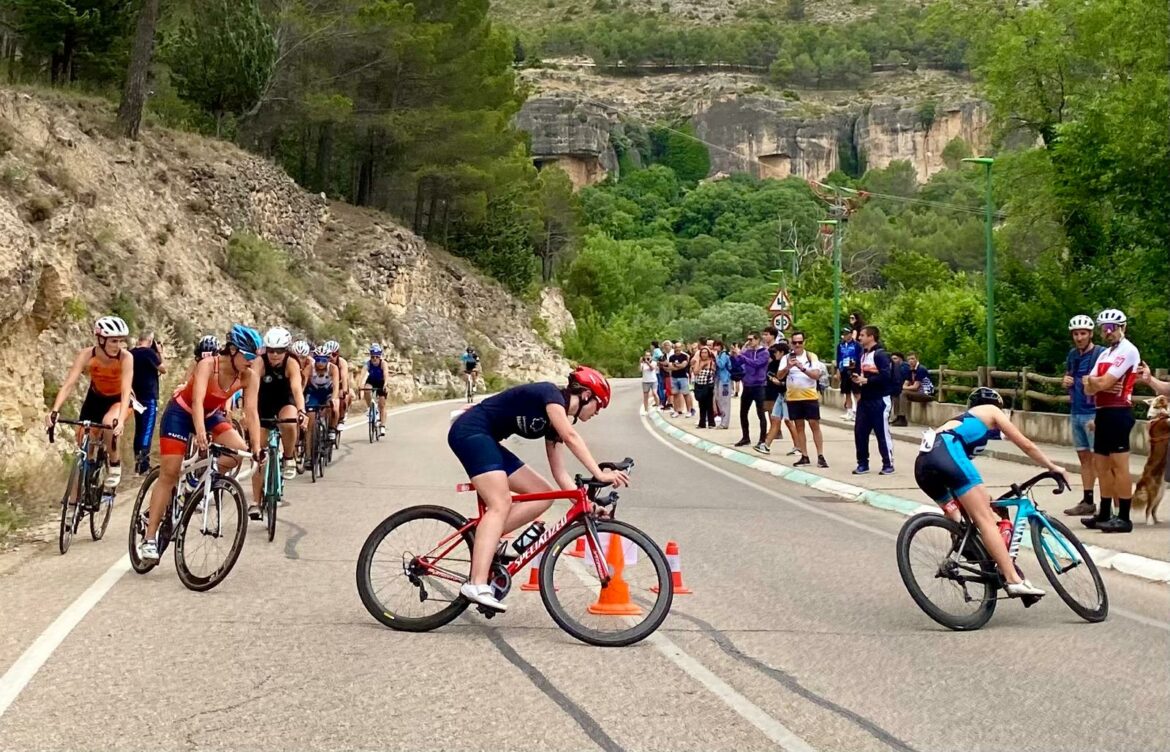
left=129, top=468, right=161, bottom=573
left=175, top=477, right=248, bottom=592
left=265, top=459, right=279, bottom=543
left=896, top=514, right=997, bottom=631
left=356, top=505, right=473, bottom=632
left=1031, top=514, right=1108, bottom=623
left=540, top=520, right=672, bottom=647
left=58, top=461, right=82, bottom=555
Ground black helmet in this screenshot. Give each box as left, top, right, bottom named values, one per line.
left=968, top=386, right=1003, bottom=409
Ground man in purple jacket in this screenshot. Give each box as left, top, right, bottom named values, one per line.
left=733, top=332, right=771, bottom=447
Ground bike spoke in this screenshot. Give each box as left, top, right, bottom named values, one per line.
left=905, top=524, right=989, bottom=620
left=365, top=517, right=472, bottom=622
left=179, top=489, right=244, bottom=581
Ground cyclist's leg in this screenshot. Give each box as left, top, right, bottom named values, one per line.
left=147, top=405, right=192, bottom=541
left=954, top=484, right=1025, bottom=585
left=502, top=463, right=556, bottom=534
left=468, top=470, right=511, bottom=586
left=277, top=403, right=298, bottom=460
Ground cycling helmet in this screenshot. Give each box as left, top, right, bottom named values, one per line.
left=312, top=346, right=330, bottom=364
left=567, top=365, right=611, bottom=409
left=1068, top=315, right=1095, bottom=332
left=369, top=343, right=384, bottom=356
left=466, top=345, right=474, bottom=353
left=195, top=335, right=220, bottom=359
left=227, top=324, right=263, bottom=355
left=967, top=386, right=1004, bottom=409
left=1096, top=309, right=1127, bottom=326
left=263, top=326, right=292, bottom=349
left=94, top=316, right=130, bottom=338
left=291, top=340, right=311, bottom=358
left=322, top=340, right=340, bottom=355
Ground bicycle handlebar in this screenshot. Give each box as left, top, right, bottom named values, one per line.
left=575, top=457, right=635, bottom=501
left=996, top=469, right=1070, bottom=501
left=47, top=417, right=116, bottom=444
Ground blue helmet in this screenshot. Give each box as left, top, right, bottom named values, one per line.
left=369, top=343, right=383, bottom=356
left=227, top=324, right=263, bottom=355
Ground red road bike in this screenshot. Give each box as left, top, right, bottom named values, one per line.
left=355, top=458, right=673, bottom=646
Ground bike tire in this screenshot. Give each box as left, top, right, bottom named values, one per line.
left=540, top=519, right=673, bottom=647
left=58, top=460, right=82, bottom=555
left=1031, top=514, right=1108, bottom=623
left=368, top=411, right=376, bottom=444
left=175, top=477, right=248, bottom=592
left=355, top=505, right=473, bottom=632
left=265, top=454, right=279, bottom=543
left=90, top=488, right=113, bottom=541
left=128, top=468, right=161, bottom=573
left=316, top=421, right=327, bottom=478
left=896, top=514, right=997, bottom=631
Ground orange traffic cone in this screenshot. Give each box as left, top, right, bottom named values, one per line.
left=520, top=550, right=546, bottom=591
left=568, top=535, right=586, bottom=558
left=587, top=533, right=643, bottom=616
left=651, top=540, right=692, bottom=594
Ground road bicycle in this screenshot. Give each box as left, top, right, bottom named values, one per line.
left=896, top=470, right=1108, bottom=631
left=48, top=417, right=117, bottom=554
left=465, top=371, right=476, bottom=403
left=356, top=458, right=673, bottom=647
left=305, top=406, right=331, bottom=482
left=359, top=386, right=381, bottom=443
left=258, top=417, right=299, bottom=542
left=128, top=443, right=252, bottom=591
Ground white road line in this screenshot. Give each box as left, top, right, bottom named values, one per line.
left=641, top=413, right=1170, bottom=633
left=0, top=398, right=456, bottom=720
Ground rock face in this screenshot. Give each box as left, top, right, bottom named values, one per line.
left=514, top=95, right=620, bottom=188
left=853, top=100, right=991, bottom=182
left=537, top=288, right=576, bottom=349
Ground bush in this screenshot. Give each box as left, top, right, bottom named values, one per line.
left=109, top=291, right=140, bottom=333
left=223, top=231, right=301, bottom=296
left=63, top=297, right=89, bottom=321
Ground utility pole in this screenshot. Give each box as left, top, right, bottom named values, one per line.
left=962, top=157, right=996, bottom=368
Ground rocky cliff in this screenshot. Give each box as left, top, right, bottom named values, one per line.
left=514, top=95, right=620, bottom=189
left=0, top=89, right=572, bottom=484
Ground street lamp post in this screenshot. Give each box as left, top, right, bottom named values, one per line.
left=962, top=156, right=996, bottom=369
left=818, top=219, right=841, bottom=343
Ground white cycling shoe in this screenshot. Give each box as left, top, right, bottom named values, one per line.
left=1005, top=579, right=1046, bottom=598
left=138, top=540, right=160, bottom=562
left=104, top=464, right=122, bottom=489
left=460, top=583, right=507, bottom=612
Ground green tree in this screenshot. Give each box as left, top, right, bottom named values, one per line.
left=10, top=0, right=132, bottom=84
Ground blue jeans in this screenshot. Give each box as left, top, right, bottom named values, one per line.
left=656, top=370, right=667, bottom=404
left=133, top=399, right=158, bottom=470
left=1069, top=412, right=1094, bottom=452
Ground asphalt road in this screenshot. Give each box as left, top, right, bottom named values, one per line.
left=1, top=382, right=1168, bottom=752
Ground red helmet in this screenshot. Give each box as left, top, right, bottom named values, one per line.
left=568, top=365, right=611, bottom=408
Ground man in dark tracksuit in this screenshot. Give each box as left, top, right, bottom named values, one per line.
left=850, top=325, right=894, bottom=475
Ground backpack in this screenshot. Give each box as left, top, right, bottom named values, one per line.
left=809, top=353, right=830, bottom=394
left=730, top=355, right=745, bottom=382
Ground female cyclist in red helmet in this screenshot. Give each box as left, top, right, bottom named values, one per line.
left=448, top=366, right=628, bottom=612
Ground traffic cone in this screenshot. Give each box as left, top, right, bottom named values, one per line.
left=568, top=535, right=586, bottom=558
left=520, top=550, right=545, bottom=592
left=651, top=540, right=692, bottom=595
left=587, top=533, right=642, bottom=616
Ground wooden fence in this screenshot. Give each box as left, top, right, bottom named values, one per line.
left=932, top=366, right=1168, bottom=411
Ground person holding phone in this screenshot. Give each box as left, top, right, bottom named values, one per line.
left=130, top=331, right=168, bottom=474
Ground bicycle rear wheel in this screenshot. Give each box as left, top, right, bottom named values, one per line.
left=896, top=514, right=997, bottom=631
left=540, top=520, right=672, bottom=647
left=175, top=477, right=248, bottom=592
left=58, top=461, right=82, bottom=555
left=368, top=410, right=376, bottom=443
left=1031, top=514, right=1108, bottom=622
left=129, top=468, right=161, bottom=573
left=265, top=457, right=279, bottom=543
left=356, top=505, right=473, bottom=632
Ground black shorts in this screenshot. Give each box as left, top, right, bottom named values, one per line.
left=258, top=389, right=294, bottom=420
left=1093, top=407, right=1135, bottom=455
left=367, top=383, right=387, bottom=397
left=914, top=434, right=982, bottom=503
left=79, top=388, right=120, bottom=424
left=464, top=363, right=478, bottom=374
left=787, top=399, right=821, bottom=421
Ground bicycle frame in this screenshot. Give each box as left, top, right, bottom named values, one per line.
left=991, top=496, right=1083, bottom=572
left=418, top=486, right=611, bottom=586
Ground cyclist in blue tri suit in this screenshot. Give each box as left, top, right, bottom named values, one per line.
left=357, top=343, right=388, bottom=438
left=302, top=346, right=340, bottom=460
left=460, top=346, right=479, bottom=379
left=914, top=387, right=1071, bottom=598
left=448, top=366, right=627, bottom=612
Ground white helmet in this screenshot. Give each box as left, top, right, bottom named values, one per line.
left=322, top=340, right=340, bottom=355
left=1096, top=309, right=1127, bottom=326
left=263, top=326, right=292, bottom=349
left=291, top=340, right=311, bottom=357
left=1068, top=315, right=1094, bottom=332
left=94, top=316, right=129, bottom=338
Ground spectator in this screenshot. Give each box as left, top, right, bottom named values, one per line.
left=660, top=340, right=675, bottom=409
left=130, top=331, right=167, bottom=475
left=903, top=353, right=935, bottom=404
left=639, top=350, right=659, bottom=415
left=1138, top=361, right=1170, bottom=397
left=692, top=346, right=717, bottom=428
left=848, top=310, right=866, bottom=338
left=713, top=340, right=733, bottom=429
left=732, top=333, right=770, bottom=447
left=851, top=325, right=895, bottom=475
left=758, top=342, right=796, bottom=454
left=761, top=325, right=780, bottom=349
left=651, top=340, right=666, bottom=406
left=778, top=331, right=828, bottom=467
left=836, top=327, right=861, bottom=422
left=730, top=342, right=745, bottom=397
left=666, top=344, right=695, bottom=417
left=889, top=352, right=910, bottom=426
left=1061, top=315, right=1105, bottom=517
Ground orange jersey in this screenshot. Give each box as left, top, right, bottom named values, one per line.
left=176, top=357, right=240, bottom=415
left=88, top=348, right=125, bottom=397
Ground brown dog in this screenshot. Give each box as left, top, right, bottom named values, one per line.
left=1133, top=395, right=1169, bottom=525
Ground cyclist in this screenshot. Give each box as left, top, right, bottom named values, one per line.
left=249, top=327, right=306, bottom=519
left=914, top=387, right=1071, bottom=598
left=461, top=346, right=480, bottom=389
left=291, top=340, right=312, bottom=370
left=139, top=325, right=264, bottom=562
left=320, top=340, right=350, bottom=426
left=448, top=366, right=628, bottom=612
left=1062, top=314, right=1105, bottom=517
left=357, top=343, right=388, bottom=438
left=46, top=316, right=134, bottom=491
left=303, top=346, right=341, bottom=458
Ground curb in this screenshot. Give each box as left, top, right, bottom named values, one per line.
left=648, top=410, right=1170, bottom=585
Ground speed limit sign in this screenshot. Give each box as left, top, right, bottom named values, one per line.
left=773, top=313, right=792, bottom=332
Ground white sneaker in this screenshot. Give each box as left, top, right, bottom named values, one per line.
left=670, top=411, right=679, bottom=418
left=378, top=424, right=385, bottom=437
left=282, top=459, right=297, bottom=480
left=1005, top=580, right=1046, bottom=598
left=104, top=464, right=122, bottom=489
left=138, top=539, right=160, bottom=562
left=460, top=582, right=507, bottom=612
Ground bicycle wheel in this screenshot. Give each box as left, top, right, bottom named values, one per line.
left=265, top=454, right=279, bottom=543
left=896, top=514, right=997, bottom=631
left=356, top=505, right=473, bottom=632
left=1031, top=514, right=1108, bottom=623
left=58, top=460, right=82, bottom=555
left=128, top=469, right=162, bottom=573
left=175, top=477, right=248, bottom=592
left=315, top=421, right=327, bottom=478
left=368, top=408, right=376, bottom=443
left=540, top=520, right=672, bottom=647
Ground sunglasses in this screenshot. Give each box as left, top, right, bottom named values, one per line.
left=239, top=351, right=257, bottom=361
left=267, top=348, right=288, bottom=355
left=791, top=340, right=805, bottom=345
left=1100, top=324, right=1119, bottom=333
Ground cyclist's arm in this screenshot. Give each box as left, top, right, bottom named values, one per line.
left=329, top=364, right=340, bottom=402
left=189, top=358, right=211, bottom=441
left=50, top=348, right=91, bottom=414
left=287, top=358, right=305, bottom=414
left=241, top=367, right=263, bottom=455
left=992, top=409, right=1066, bottom=475
left=357, top=366, right=368, bottom=390
left=545, top=440, right=575, bottom=490
left=545, top=403, right=604, bottom=478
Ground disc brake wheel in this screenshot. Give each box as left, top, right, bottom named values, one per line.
left=1031, top=515, right=1108, bottom=623
left=896, top=514, right=996, bottom=631
left=175, top=477, right=248, bottom=592
left=540, top=520, right=672, bottom=647
left=356, top=505, right=473, bottom=632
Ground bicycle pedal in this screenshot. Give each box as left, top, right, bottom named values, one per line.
left=477, top=605, right=498, bottom=619
left=1021, top=594, right=1041, bottom=608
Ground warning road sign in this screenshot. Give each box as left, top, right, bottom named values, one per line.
left=768, top=287, right=791, bottom=313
